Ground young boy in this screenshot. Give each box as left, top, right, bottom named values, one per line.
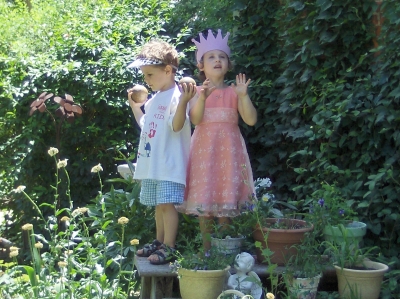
left=127, top=40, right=196, bottom=265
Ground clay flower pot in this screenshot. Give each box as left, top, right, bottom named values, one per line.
left=253, top=218, right=313, bottom=265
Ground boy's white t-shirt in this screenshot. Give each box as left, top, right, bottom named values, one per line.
left=133, top=85, right=191, bottom=186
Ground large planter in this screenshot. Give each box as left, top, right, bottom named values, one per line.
left=334, top=260, right=388, bottom=299
left=178, top=267, right=230, bottom=299
left=288, top=274, right=321, bottom=299
left=252, top=218, right=313, bottom=265
left=211, top=235, right=245, bottom=255
left=323, top=221, right=367, bottom=247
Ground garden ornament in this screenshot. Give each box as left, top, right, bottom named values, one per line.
left=227, top=252, right=263, bottom=299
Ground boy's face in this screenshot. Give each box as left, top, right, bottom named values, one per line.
left=140, top=65, right=174, bottom=92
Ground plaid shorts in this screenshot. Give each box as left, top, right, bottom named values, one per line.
left=140, top=179, right=185, bottom=206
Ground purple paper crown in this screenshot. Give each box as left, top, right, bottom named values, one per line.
left=192, top=29, right=230, bottom=63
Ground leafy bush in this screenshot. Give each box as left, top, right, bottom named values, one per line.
left=0, top=0, right=187, bottom=241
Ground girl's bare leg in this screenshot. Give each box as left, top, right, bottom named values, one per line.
left=199, top=216, right=214, bottom=250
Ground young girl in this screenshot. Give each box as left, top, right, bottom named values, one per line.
left=177, top=29, right=257, bottom=249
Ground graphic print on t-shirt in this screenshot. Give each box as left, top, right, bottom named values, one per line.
left=138, top=104, right=167, bottom=159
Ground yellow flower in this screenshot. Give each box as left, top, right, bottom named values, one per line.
left=12, top=185, right=26, bottom=193
left=47, top=147, right=59, bottom=157
left=91, top=163, right=103, bottom=173
left=130, top=239, right=139, bottom=246
left=58, top=261, right=68, bottom=268
left=262, top=194, right=269, bottom=202
left=22, top=223, right=33, bottom=231
left=57, top=159, right=68, bottom=169
left=72, top=207, right=88, bottom=217
left=9, top=250, right=19, bottom=258
left=10, top=246, right=19, bottom=252
left=118, top=217, right=129, bottom=225
left=34, top=241, right=43, bottom=249
left=78, top=207, right=88, bottom=214
left=60, top=216, right=70, bottom=222
left=266, top=293, right=275, bottom=299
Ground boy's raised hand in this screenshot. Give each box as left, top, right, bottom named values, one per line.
left=179, top=82, right=197, bottom=104
left=231, top=73, right=251, bottom=97
left=128, top=85, right=147, bottom=109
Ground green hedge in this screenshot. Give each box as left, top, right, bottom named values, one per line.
left=0, top=0, right=184, bottom=236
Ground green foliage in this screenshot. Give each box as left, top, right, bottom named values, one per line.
left=171, top=246, right=234, bottom=271
left=229, top=1, right=400, bottom=295
left=1, top=161, right=148, bottom=297
left=304, top=181, right=358, bottom=233
left=285, top=232, right=326, bottom=279
left=322, top=224, right=379, bottom=269
left=0, top=0, right=186, bottom=241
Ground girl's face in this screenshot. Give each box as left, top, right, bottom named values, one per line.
left=140, top=65, right=174, bottom=92
left=201, top=49, right=229, bottom=78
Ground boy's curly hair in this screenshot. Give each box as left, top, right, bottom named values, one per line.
left=137, top=40, right=179, bottom=73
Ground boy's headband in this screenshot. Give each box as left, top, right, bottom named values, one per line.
left=127, top=58, right=178, bottom=70
left=192, top=29, right=230, bottom=63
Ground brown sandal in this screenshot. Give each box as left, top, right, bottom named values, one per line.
left=136, top=239, right=162, bottom=257
left=149, top=244, right=177, bottom=265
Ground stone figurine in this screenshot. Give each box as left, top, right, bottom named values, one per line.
left=227, top=252, right=263, bottom=299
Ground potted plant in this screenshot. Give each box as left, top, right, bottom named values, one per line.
left=250, top=178, right=310, bottom=265
left=284, top=231, right=327, bottom=299
left=306, top=181, right=366, bottom=247
left=170, top=246, right=234, bottom=299
left=323, top=226, right=389, bottom=299
left=210, top=210, right=255, bottom=256
left=210, top=226, right=246, bottom=256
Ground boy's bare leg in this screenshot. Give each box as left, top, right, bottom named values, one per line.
left=148, top=203, right=178, bottom=263
left=155, top=205, right=165, bottom=243
left=137, top=205, right=164, bottom=257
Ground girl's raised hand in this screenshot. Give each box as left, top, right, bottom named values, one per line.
left=179, top=82, right=197, bottom=104
left=231, top=73, right=251, bottom=97
left=199, top=78, right=216, bottom=100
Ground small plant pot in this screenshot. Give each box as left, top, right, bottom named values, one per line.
left=323, top=221, right=366, bottom=247
left=288, top=274, right=321, bottom=299
left=334, top=260, right=388, bottom=299
left=178, top=267, right=230, bottom=299
left=211, top=235, right=246, bottom=255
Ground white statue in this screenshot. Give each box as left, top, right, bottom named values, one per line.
left=227, top=252, right=263, bottom=299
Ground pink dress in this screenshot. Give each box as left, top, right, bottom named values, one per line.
left=177, top=86, right=255, bottom=217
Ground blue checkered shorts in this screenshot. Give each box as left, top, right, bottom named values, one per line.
left=140, top=179, right=185, bottom=206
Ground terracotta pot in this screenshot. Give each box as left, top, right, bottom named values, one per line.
left=334, top=260, right=388, bottom=299
left=252, top=218, right=313, bottom=265
left=178, top=267, right=229, bottom=299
